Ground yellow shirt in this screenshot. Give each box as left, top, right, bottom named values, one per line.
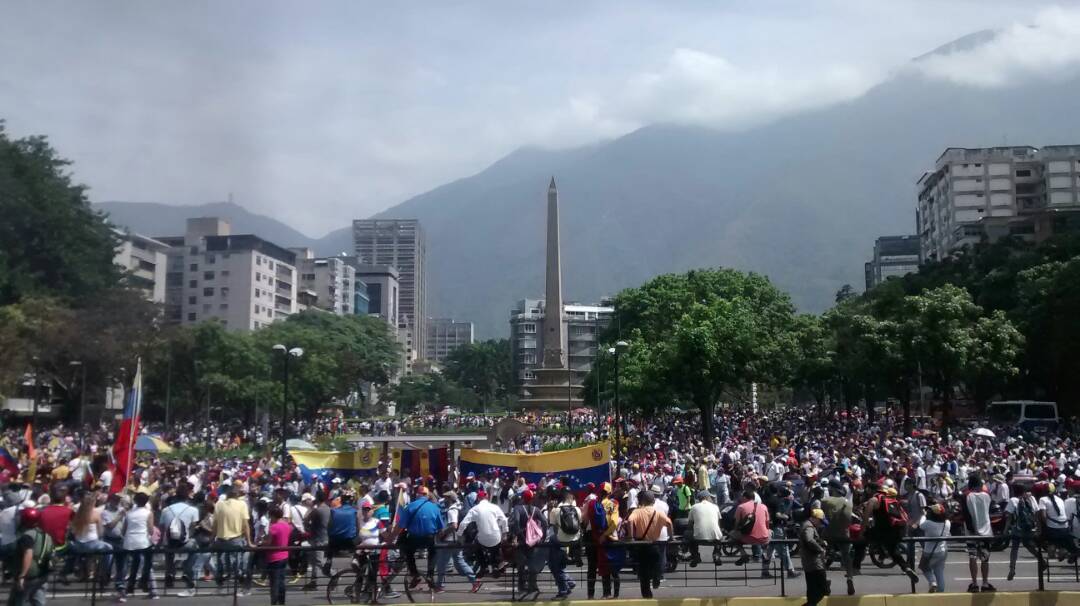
left=214, top=498, right=250, bottom=540
left=51, top=465, right=70, bottom=481
left=601, top=497, right=620, bottom=540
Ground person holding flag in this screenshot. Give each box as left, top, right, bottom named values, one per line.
left=110, top=361, right=142, bottom=495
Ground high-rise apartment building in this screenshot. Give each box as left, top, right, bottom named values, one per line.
left=294, top=249, right=357, bottom=315
left=352, top=220, right=426, bottom=358
left=159, top=218, right=298, bottom=331
left=425, top=318, right=475, bottom=363
left=917, top=146, right=1080, bottom=262
left=113, top=230, right=169, bottom=303
left=864, top=235, right=919, bottom=290
left=509, top=298, right=613, bottom=394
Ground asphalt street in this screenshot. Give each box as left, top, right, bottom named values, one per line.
left=26, top=546, right=1080, bottom=605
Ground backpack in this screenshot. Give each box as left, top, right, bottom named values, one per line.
left=22, top=529, right=54, bottom=579
left=737, top=504, right=757, bottom=534
left=524, top=507, right=544, bottom=547
left=462, top=521, right=479, bottom=544
left=559, top=505, right=581, bottom=535
left=168, top=505, right=191, bottom=543
left=1015, top=498, right=1037, bottom=534
left=878, top=494, right=908, bottom=529
left=591, top=500, right=608, bottom=533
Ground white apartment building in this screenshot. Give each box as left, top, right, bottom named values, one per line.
left=160, top=218, right=298, bottom=331
left=917, top=146, right=1080, bottom=262
left=509, top=298, right=613, bottom=392
left=113, top=230, right=169, bottom=302
left=425, top=318, right=475, bottom=363
left=295, top=250, right=357, bottom=315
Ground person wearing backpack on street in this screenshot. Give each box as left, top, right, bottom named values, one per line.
left=861, top=480, right=919, bottom=586
left=1005, top=483, right=1045, bottom=581
left=731, top=489, right=771, bottom=578
left=159, top=483, right=199, bottom=590
left=432, top=490, right=482, bottom=594
left=546, top=487, right=580, bottom=598
left=9, top=507, right=54, bottom=606
left=386, top=486, right=444, bottom=590
left=509, top=489, right=547, bottom=599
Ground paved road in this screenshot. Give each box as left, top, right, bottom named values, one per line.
left=32, top=547, right=1079, bottom=605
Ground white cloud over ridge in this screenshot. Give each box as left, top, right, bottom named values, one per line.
left=913, top=6, right=1080, bottom=87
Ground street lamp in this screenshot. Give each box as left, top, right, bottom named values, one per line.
left=273, top=344, right=304, bottom=469
left=612, top=340, right=628, bottom=460
left=69, top=361, right=87, bottom=428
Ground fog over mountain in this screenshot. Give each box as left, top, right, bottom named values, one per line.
left=98, top=27, right=1080, bottom=337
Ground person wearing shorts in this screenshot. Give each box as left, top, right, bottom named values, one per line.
left=963, top=475, right=995, bottom=593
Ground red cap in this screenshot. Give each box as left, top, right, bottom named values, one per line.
left=476, top=490, right=488, bottom=499
left=522, top=490, right=534, bottom=503
left=19, top=507, right=41, bottom=529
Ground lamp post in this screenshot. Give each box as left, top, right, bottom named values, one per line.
left=273, top=344, right=304, bottom=470
left=69, top=361, right=87, bottom=428
left=612, top=340, right=628, bottom=459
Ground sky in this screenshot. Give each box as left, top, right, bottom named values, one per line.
left=1, top=0, right=1076, bottom=236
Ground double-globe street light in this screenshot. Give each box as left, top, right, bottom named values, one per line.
left=272, top=344, right=304, bottom=469
left=609, top=340, right=629, bottom=460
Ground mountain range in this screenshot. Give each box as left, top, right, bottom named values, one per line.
left=96, top=30, right=1080, bottom=338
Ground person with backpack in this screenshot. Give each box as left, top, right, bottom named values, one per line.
left=159, top=483, right=199, bottom=590
left=9, top=508, right=54, bottom=606
left=731, top=489, right=770, bottom=579
left=1038, top=483, right=1079, bottom=564
left=325, top=493, right=361, bottom=571
left=963, top=474, right=995, bottom=593
left=546, top=487, right=580, bottom=598
left=432, top=490, right=482, bottom=593
left=387, top=486, right=444, bottom=589
left=1004, top=483, right=1045, bottom=581
left=861, top=480, right=919, bottom=586
left=508, top=489, right=548, bottom=599
left=458, top=489, right=508, bottom=580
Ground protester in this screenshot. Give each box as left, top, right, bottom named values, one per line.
left=625, top=490, right=672, bottom=598
left=798, top=509, right=828, bottom=606
left=917, top=503, right=950, bottom=593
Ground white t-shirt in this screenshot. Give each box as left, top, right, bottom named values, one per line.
left=1040, top=495, right=1069, bottom=529
left=965, top=491, right=992, bottom=536
left=653, top=499, right=670, bottom=541
left=688, top=501, right=722, bottom=541
left=1064, top=497, right=1080, bottom=538
left=918, top=518, right=950, bottom=555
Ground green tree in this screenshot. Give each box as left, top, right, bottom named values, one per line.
left=601, top=268, right=798, bottom=443
left=443, top=339, right=512, bottom=406
left=0, top=123, right=120, bottom=305
left=382, top=373, right=477, bottom=413
left=789, top=314, right=836, bottom=413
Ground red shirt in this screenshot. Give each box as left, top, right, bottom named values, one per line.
left=39, top=505, right=73, bottom=546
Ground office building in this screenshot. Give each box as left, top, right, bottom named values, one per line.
left=864, top=235, right=920, bottom=290
left=352, top=219, right=427, bottom=358
left=159, top=217, right=298, bottom=331
left=294, top=249, right=357, bottom=315
left=917, top=146, right=1080, bottom=262
left=510, top=298, right=614, bottom=397
left=341, top=259, right=399, bottom=327
left=425, top=318, right=475, bottom=363
left=113, top=230, right=169, bottom=302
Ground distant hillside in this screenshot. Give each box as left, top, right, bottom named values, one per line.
left=99, top=31, right=1080, bottom=339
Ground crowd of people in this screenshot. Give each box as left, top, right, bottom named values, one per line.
left=1, top=405, right=1079, bottom=606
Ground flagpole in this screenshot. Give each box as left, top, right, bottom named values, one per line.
left=123, top=358, right=142, bottom=493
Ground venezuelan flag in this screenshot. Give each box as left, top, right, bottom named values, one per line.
left=291, top=448, right=381, bottom=483
left=0, top=447, right=18, bottom=476
left=392, top=447, right=450, bottom=485
left=458, top=442, right=611, bottom=490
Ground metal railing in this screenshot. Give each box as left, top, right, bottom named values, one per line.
left=5, top=533, right=1079, bottom=604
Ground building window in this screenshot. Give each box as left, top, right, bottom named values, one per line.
left=188, top=280, right=197, bottom=288
left=206, top=254, right=215, bottom=264
left=221, top=287, right=229, bottom=299
left=256, top=256, right=262, bottom=266
left=521, top=323, right=537, bottom=333
left=1016, top=169, right=1032, bottom=177
left=204, top=271, right=215, bottom=280
left=189, top=263, right=198, bottom=271
left=188, top=296, right=197, bottom=304
left=269, top=310, right=275, bottom=318
left=219, top=303, right=228, bottom=310
left=268, top=261, right=274, bottom=270
left=221, top=270, right=230, bottom=277
left=187, top=312, right=196, bottom=321
left=255, top=288, right=261, bottom=298
left=189, top=246, right=198, bottom=255
left=203, top=287, right=214, bottom=296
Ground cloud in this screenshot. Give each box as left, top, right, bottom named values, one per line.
left=913, top=6, right=1080, bottom=87
left=580, top=47, right=879, bottom=132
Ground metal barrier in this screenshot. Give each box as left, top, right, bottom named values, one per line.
left=5, top=534, right=1079, bottom=604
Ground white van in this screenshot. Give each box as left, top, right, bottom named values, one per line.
left=985, top=400, right=1059, bottom=431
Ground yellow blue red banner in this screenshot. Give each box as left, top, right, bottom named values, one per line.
left=291, top=447, right=450, bottom=485
left=458, top=442, right=611, bottom=489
